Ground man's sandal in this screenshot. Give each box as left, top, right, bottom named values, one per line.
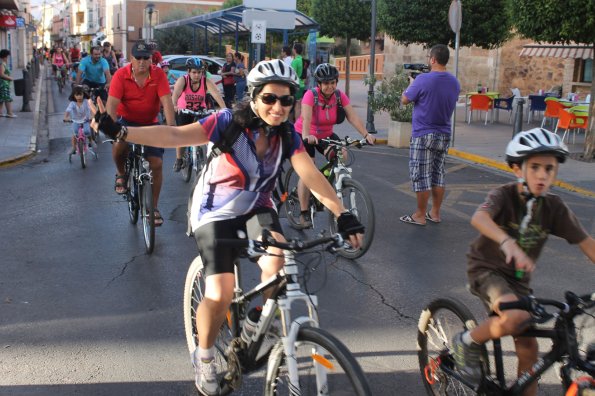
left=154, top=208, right=164, bottom=227
left=115, top=174, right=128, bottom=195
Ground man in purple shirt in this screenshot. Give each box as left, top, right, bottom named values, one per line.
left=400, top=44, right=460, bottom=226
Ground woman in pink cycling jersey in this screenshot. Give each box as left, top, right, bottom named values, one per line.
left=51, top=47, right=70, bottom=77
left=171, top=57, right=225, bottom=172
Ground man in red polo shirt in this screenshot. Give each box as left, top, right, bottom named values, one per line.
left=106, top=40, right=176, bottom=226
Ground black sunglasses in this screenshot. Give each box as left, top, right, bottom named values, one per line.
left=134, top=55, right=151, bottom=61
left=258, top=93, right=295, bottom=107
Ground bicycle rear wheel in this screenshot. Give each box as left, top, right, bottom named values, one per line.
left=265, top=326, right=371, bottom=396
left=139, top=180, right=155, bottom=254
left=183, top=256, right=234, bottom=395
left=283, top=166, right=305, bottom=229
left=77, top=139, right=86, bottom=169
left=417, top=298, right=489, bottom=395
left=329, top=178, right=375, bottom=259
left=182, top=148, right=192, bottom=183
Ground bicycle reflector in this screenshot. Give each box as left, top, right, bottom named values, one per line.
left=311, top=353, right=335, bottom=370
left=565, top=376, right=595, bottom=396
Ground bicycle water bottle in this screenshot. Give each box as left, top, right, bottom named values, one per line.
left=241, top=306, right=262, bottom=344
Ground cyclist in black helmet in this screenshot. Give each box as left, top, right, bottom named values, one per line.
left=452, top=128, right=595, bottom=395
left=90, top=59, right=366, bottom=396
left=293, top=62, right=375, bottom=228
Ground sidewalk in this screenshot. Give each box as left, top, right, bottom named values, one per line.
left=1, top=73, right=593, bottom=197
left=0, top=65, right=45, bottom=166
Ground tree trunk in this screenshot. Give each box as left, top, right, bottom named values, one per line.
left=345, top=37, right=351, bottom=97
left=582, top=42, right=595, bottom=161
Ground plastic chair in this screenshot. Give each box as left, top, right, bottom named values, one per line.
left=468, top=94, right=493, bottom=125
left=541, top=98, right=568, bottom=129
left=527, top=95, right=546, bottom=124
left=493, top=96, right=514, bottom=123
left=555, top=108, right=588, bottom=144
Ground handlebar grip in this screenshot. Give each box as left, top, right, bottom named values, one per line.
left=498, top=298, right=532, bottom=312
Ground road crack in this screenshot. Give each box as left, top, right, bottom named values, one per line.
left=331, top=261, right=417, bottom=323
left=105, top=253, right=146, bottom=288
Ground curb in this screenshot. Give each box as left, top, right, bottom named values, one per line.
left=448, top=148, right=595, bottom=199
left=0, top=66, right=44, bottom=168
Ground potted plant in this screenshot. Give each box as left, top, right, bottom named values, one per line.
left=365, top=65, right=413, bottom=148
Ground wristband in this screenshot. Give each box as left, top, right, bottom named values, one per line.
left=499, top=237, right=513, bottom=248
left=116, top=125, right=128, bottom=142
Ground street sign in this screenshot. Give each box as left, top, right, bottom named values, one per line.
left=251, top=20, right=266, bottom=44
left=448, top=0, right=462, bottom=33
left=243, top=0, right=296, bottom=10
left=243, top=9, right=295, bottom=30
left=0, top=15, right=17, bottom=29
left=16, top=17, right=25, bottom=28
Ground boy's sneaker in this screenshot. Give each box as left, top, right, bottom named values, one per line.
left=173, top=158, right=183, bottom=172
left=452, top=332, right=483, bottom=385
left=299, top=211, right=313, bottom=229
left=191, top=349, right=220, bottom=396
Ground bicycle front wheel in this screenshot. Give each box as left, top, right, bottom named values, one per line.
left=329, top=178, right=375, bottom=259
left=127, top=163, right=139, bottom=224
left=139, top=180, right=155, bottom=254
left=77, top=139, right=86, bottom=169
left=417, top=298, right=489, bottom=396
left=265, top=326, right=371, bottom=396
left=183, top=256, right=234, bottom=395
left=182, top=148, right=192, bottom=183
left=283, top=166, right=304, bottom=229
left=195, top=145, right=206, bottom=176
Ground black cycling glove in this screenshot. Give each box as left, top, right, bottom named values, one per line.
left=337, top=212, right=365, bottom=237
left=95, top=112, right=123, bottom=140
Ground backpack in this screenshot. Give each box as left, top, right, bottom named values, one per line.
left=311, top=89, right=346, bottom=124
left=301, top=58, right=310, bottom=80
left=186, top=117, right=294, bottom=237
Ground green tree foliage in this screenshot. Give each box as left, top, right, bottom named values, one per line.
left=155, top=8, right=207, bottom=55
left=377, top=0, right=511, bottom=49
left=222, top=0, right=242, bottom=8
left=312, top=0, right=372, bottom=96
left=509, top=0, right=595, bottom=159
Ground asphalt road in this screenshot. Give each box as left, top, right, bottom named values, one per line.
left=0, top=79, right=594, bottom=395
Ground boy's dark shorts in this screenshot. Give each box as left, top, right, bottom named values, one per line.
left=194, top=208, right=283, bottom=277
left=469, top=271, right=532, bottom=312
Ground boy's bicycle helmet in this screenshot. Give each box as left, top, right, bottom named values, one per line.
left=160, top=60, right=170, bottom=67
left=247, top=59, right=299, bottom=99
left=314, top=63, right=339, bottom=83
left=505, top=128, right=568, bottom=166
left=185, top=57, right=204, bottom=70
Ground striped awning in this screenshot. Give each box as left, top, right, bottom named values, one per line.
left=520, top=44, right=593, bottom=59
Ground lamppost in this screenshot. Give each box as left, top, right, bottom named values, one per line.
left=145, top=3, right=155, bottom=43
left=364, top=0, right=377, bottom=134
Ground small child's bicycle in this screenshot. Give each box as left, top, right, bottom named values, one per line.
left=417, top=291, right=595, bottom=395
left=65, top=119, right=97, bottom=169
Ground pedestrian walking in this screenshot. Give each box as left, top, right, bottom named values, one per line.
left=400, top=44, right=460, bottom=226
left=233, top=52, right=247, bottom=102
left=220, top=53, right=236, bottom=108
left=0, top=49, right=16, bottom=118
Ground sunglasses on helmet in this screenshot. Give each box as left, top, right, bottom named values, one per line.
left=258, top=93, right=295, bottom=107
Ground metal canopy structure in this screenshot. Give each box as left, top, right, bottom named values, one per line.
left=154, top=5, right=319, bottom=35
left=520, top=43, right=593, bottom=59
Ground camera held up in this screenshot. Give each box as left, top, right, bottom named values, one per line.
left=404, top=64, right=430, bottom=79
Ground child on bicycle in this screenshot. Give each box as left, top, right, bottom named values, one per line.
left=64, top=85, right=92, bottom=154
left=453, top=128, right=595, bottom=395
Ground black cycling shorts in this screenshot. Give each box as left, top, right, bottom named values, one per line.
left=302, top=132, right=339, bottom=158
left=193, top=208, right=283, bottom=277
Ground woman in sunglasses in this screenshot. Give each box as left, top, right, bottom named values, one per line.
left=91, top=59, right=365, bottom=396
left=293, top=63, right=375, bottom=228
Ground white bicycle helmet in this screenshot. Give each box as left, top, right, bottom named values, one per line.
left=247, top=59, right=299, bottom=99
left=505, top=128, right=568, bottom=166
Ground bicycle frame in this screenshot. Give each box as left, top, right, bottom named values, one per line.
left=127, top=144, right=153, bottom=196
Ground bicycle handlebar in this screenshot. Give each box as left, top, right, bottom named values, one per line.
left=215, top=229, right=346, bottom=256
left=179, top=108, right=216, bottom=118
left=319, top=136, right=369, bottom=149
left=499, top=292, right=594, bottom=322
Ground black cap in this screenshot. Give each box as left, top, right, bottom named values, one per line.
left=131, top=41, right=152, bottom=58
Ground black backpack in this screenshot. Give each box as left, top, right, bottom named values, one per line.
left=186, top=118, right=294, bottom=236
left=311, top=89, right=346, bottom=124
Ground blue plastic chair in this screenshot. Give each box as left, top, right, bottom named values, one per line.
left=493, top=96, right=514, bottom=123
left=527, top=95, right=546, bottom=124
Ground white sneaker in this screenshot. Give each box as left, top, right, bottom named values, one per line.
left=191, top=349, right=220, bottom=396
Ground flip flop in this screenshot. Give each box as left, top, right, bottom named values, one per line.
left=399, top=214, right=425, bottom=226
left=425, top=212, right=441, bottom=223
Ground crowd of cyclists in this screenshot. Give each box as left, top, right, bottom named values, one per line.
left=42, top=37, right=594, bottom=395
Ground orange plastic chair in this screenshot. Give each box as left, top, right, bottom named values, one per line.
left=468, top=95, right=493, bottom=125
left=555, top=108, right=588, bottom=144
left=541, top=98, right=568, bottom=129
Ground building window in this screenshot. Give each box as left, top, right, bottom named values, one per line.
left=574, top=58, right=592, bottom=83
left=88, top=9, right=94, bottom=30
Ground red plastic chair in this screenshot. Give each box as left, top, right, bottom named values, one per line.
left=555, top=108, right=588, bottom=144
left=541, top=98, right=568, bottom=129
left=468, top=95, right=493, bottom=125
